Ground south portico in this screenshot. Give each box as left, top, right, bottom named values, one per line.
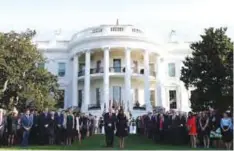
left=69, top=46, right=162, bottom=115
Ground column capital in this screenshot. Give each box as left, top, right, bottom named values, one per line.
left=125, top=47, right=131, bottom=51
left=102, top=47, right=110, bottom=51
left=144, top=49, right=149, bottom=53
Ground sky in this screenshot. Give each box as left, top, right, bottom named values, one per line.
left=0, top=0, right=234, bottom=42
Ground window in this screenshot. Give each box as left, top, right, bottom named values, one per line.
left=58, top=62, right=66, bottom=77
left=113, top=86, right=121, bottom=103
left=78, top=63, right=85, bottom=76
left=38, top=63, right=45, bottom=69
left=169, top=90, right=177, bottom=109
left=150, top=63, right=155, bottom=76
left=133, top=61, right=138, bottom=73
left=134, top=89, right=138, bottom=103
left=110, top=27, right=124, bottom=32
left=78, top=90, right=84, bottom=108
left=168, top=63, right=176, bottom=77
left=56, top=90, right=64, bottom=108
left=150, top=90, right=155, bottom=107
left=96, top=88, right=101, bottom=105
left=132, top=28, right=142, bottom=33
left=113, top=59, right=121, bottom=72
left=92, top=28, right=102, bottom=33
left=96, top=60, right=102, bottom=73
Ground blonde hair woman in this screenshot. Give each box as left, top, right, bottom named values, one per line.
left=7, top=108, right=18, bottom=146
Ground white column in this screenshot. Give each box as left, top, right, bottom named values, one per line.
left=103, top=47, right=110, bottom=111
left=84, top=51, right=90, bottom=112
left=72, top=55, right=79, bottom=107
left=125, top=47, right=131, bottom=112
left=144, top=50, right=152, bottom=111
left=154, top=56, right=158, bottom=107
left=155, top=56, right=161, bottom=106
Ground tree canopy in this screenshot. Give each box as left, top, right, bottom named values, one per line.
left=180, top=27, right=233, bottom=112
left=0, top=30, right=61, bottom=112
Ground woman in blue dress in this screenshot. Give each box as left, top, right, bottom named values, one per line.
left=220, top=112, right=233, bottom=150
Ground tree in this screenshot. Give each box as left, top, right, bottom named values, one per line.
left=181, top=27, right=233, bottom=112
left=0, top=30, right=60, bottom=111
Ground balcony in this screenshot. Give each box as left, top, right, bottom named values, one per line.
left=109, top=67, right=125, bottom=73
left=90, top=67, right=104, bottom=74
left=88, top=104, right=101, bottom=110
left=78, top=70, right=85, bottom=77
left=77, top=67, right=156, bottom=78
left=131, top=67, right=144, bottom=75
left=150, top=70, right=156, bottom=77
left=133, top=103, right=146, bottom=110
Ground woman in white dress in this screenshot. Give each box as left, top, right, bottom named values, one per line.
left=131, top=118, right=136, bottom=134
left=75, top=114, right=81, bottom=144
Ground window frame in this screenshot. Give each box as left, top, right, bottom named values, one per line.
left=58, top=62, right=66, bottom=77
left=168, top=63, right=176, bottom=77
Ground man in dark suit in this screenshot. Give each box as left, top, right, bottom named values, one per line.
left=21, top=108, right=33, bottom=147
left=104, top=108, right=116, bottom=147
left=38, top=108, right=50, bottom=145
left=80, top=114, right=89, bottom=140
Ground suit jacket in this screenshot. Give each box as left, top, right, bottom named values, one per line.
left=104, top=113, right=116, bottom=131
left=39, top=112, right=50, bottom=130
left=21, top=114, right=33, bottom=129
left=55, top=113, right=63, bottom=126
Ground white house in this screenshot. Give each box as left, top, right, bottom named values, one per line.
left=35, top=23, right=192, bottom=117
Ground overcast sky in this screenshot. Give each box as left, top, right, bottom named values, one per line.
left=0, top=0, right=233, bottom=42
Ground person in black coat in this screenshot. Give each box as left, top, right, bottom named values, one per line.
left=29, top=109, right=39, bottom=145
left=55, top=110, right=63, bottom=145
left=38, top=108, right=50, bottom=145
left=177, top=113, right=187, bottom=145
left=80, top=114, right=89, bottom=140
left=116, top=108, right=128, bottom=149
left=48, top=112, right=56, bottom=145
left=104, top=108, right=117, bottom=147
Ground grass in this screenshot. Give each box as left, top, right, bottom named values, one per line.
left=0, top=134, right=211, bottom=150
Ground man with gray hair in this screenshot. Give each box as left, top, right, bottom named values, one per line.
left=104, top=107, right=116, bottom=147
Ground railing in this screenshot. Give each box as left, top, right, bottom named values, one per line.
left=109, top=67, right=125, bottom=73
left=90, top=67, right=104, bottom=74
left=131, top=67, right=144, bottom=75
left=78, top=67, right=156, bottom=77
left=150, top=70, right=156, bottom=77
left=78, top=70, right=85, bottom=77
left=88, top=104, right=101, bottom=110
left=133, top=104, right=146, bottom=110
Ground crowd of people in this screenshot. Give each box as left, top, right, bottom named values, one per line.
left=0, top=107, right=99, bottom=147
left=134, top=109, right=233, bottom=150
left=0, top=106, right=233, bottom=150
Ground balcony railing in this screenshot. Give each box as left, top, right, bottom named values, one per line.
left=78, top=67, right=156, bottom=77
left=109, top=67, right=125, bottom=73
left=78, top=70, right=85, bottom=77
left=150, top=70, right=156, bottom=77
left=88, top=104, right=101, bottom=110
left=131, top=67, right=144, bottom=75
left=133, top=104, right=146, bottom=110
left=90, top=67, right=104, bottom=74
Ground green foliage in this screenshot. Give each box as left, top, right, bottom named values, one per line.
left=181, top=27, right=233, bottom=112
left=0, top=30, right=60, bottom=111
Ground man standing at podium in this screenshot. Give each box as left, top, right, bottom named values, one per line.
left=104, top=107, right=116, bottom=147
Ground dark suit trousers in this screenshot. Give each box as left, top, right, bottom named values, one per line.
left=105, top=128, right=114, bottom=147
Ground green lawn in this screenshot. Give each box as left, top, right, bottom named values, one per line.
left=1, top=134, right=210, bottom=150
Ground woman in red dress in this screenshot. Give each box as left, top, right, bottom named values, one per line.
left=187, top=112, right=197, bottom=148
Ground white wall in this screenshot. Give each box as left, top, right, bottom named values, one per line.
left=41, top=46, right=191, bottom=112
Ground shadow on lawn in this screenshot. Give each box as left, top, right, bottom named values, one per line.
left=0, top=134, right=211, bottom=150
